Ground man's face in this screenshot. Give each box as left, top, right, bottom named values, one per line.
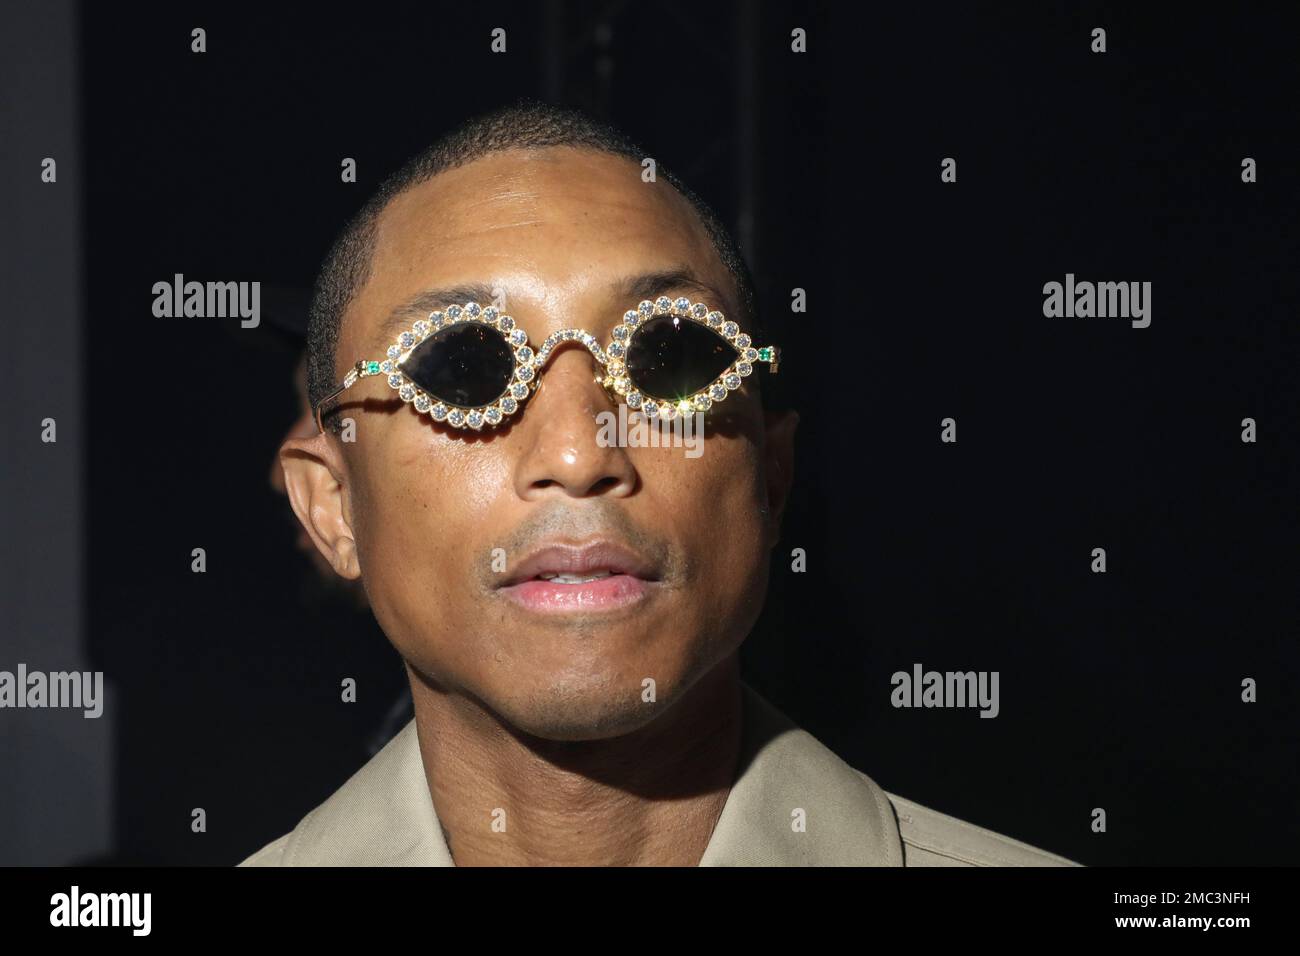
left=283, top=147, right=795, bottom=740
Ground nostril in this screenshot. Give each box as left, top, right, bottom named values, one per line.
left=588, top=476, right=621, bottom=495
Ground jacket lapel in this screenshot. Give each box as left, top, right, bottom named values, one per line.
left=698, top=682, right=903, bottom=865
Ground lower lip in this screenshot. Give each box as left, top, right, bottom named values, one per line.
left=497, top=574, right=654, bottom=613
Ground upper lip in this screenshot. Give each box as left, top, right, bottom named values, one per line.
left=497, top=540, right=661, bottom=588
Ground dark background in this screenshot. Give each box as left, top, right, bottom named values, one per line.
left=6, top=2, right=1296, bottom=865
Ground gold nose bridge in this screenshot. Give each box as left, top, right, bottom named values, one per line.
left=527, top=329, right=608, bottom=374
left=529, top=328, right=613, bottom=392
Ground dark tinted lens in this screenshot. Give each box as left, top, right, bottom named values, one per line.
left=403, top=323, right=515, bottom=407
left=624, top=316, right=738, bottom=401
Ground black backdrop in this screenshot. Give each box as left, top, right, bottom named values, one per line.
left=73, top=2, right=1297, bottom=865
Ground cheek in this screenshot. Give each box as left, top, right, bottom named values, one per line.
left=638, top=432, right=770, bottom=609
left=346, top=430, right=509, bottom=631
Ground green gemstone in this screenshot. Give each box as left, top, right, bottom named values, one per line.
left=365, top=361, right=381, bottom=375
left=757, top=347, right=772, bottom=362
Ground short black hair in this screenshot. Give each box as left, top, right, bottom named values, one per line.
left=306, top=99, right=761, bottom=410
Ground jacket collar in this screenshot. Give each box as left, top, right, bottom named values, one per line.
left=283, top=680, right=903, bottom=866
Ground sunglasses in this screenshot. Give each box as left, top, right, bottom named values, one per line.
left=313, top=295, right=781, bottom=432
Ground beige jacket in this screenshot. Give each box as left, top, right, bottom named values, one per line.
left=240, top=681, right=1079, bottom=867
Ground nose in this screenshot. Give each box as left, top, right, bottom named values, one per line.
left=512, top=341, right=639, bottom=500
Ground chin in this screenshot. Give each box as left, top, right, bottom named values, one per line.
left=492, top=675, right=674, bottom=743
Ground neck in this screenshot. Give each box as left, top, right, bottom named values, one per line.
left=406, top=657, right=744, bottom=866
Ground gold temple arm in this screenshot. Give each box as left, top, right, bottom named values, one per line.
left=759, top=345, right=781, bottom=374
left=313, top=359, right=383, bottom=433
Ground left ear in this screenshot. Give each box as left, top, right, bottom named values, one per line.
left=761, top=408, right=799, bottom=548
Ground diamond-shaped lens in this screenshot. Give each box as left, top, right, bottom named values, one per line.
left=403, top=324, right=515, bottom=408
left=624, top=315, right=737, bottom=401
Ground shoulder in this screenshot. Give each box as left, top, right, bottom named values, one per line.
left=877, top=785, right=1081, bottom=867
left=238, top=831, right=291, bottom=867
left=235, top=717, right=448, bottom=867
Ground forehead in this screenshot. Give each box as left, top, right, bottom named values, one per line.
left=343, top=148, right=731, bottom=352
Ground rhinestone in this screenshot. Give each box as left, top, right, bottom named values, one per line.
left=643, top=400, right=659, bottom=417
left=414, top=394, right=431, bottom=412
left=516, top=365, right=534, bottom=382
left=622, top=311, right=639, bottom=326
left=691, top=302, right=708, bottom=319
left=431, top=403, right=449, bottom=421
left=516, top=346, right=534, bottom=363
left=365, top=361, right=381, bottom=375
left=706, top=311, right=723, bottom=328
left=613, top=377, right=629, bottom=395
left=724, top=373, right=741, bottom=390
left=447, top=409, right=465, bottom=427
left=484, top=407, right=502, bottom=424
left=608, top=342, right=625, bottom=358
left=387, top=345, right=401, bottom=359
left=465, top=302, right=481, bottom=318
left=654, top=296, right=672, bottom=314
left=446, top=305, right=462, bottom=320
left=399, top=331, right=416, bottom=348
left=482, top=306, right=498, bottom=322
left=387, top=373, right=403, bottom=389
left=673, top=297, right=691, bottom=314
left=612, top=325, right=630, bottom=342
left=343, top=369, right=359, bottom=387
left=413, top=320, right=429, bottom=337
left=758, top=347, right=773, bottom=362
left=638, top=300, right=654, bottom=317
left=466, top=411, right=484, bottom=428
left=626, top=391, right=643, bottom=409
left=721, top=321, right=739, bottom=338
left=511, top=382, right=529, bottom=399
left=694, top=394, right=712, bottom=411
left=500, top=397, right=518, bottom=414
left=661, top=403, right=678, bottom=420
left=737, top=362, right=753, bottom=376
left=430, top=311, right=444, bottom=328
left=380, top=360, right=394, bottom=373
left=399, top=384, right=415, bottom=402
left=510, top=329, right=527, bottom=346
left=498, top=315, right=515, bottom=331
left=734, top=334, right=751, bottom=349
left=710, top=383, right=727, bottom=401
left=743, top=348, right=759, bottom=362
left=607, top=358, right=625, bottom=376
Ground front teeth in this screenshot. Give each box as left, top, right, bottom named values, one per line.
left=538, top=571, right=614, bottom=584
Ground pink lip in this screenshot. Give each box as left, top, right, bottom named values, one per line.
left=495, top=540, right=660, bottom=614
left=498, top=574, right=653, bottom=613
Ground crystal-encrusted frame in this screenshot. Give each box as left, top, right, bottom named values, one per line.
left=316, top=295, right=779, bottom=432
left=379, top=302, right=533, bottom=430
left=599, top=294, right=778, bottom=423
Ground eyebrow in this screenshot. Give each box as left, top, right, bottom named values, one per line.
left=614, top=268, right=733, bottom=314
left=369, top=268, right=736, bottom=351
